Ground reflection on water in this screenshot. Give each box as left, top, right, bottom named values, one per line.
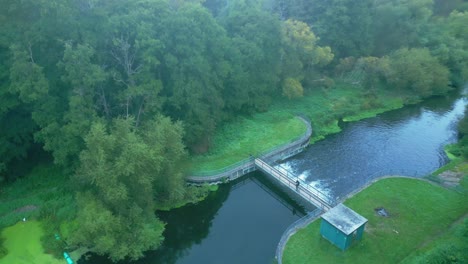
left=282, top=95, right=467, bottom=200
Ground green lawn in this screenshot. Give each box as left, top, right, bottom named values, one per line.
left=190, top=82, right=405, bottom=174
left=0, top=165, right=76, bottom=259
left=400, top=216, right=467, bottom=264
left=282, top=177, right=468, bottom=264
left=0, top=221, right=63, bottom=264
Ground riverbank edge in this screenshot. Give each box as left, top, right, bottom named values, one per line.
left=274, top=175, right=463, bottom=264
left=186, top=116, right=312, bottom=184
left=186, top=90, right=415, bottom=182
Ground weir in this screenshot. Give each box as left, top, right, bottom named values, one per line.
left=254, top=158, right=333, bottom=211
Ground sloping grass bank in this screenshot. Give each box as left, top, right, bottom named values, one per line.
left=190, top=82, right=404, bottom=174
left=282, top=177, right=468, bottom=264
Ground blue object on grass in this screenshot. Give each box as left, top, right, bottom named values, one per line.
left=63, top=252, right=74, bottom=264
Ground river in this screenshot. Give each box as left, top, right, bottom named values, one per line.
left=80, top=92, right=466, bottom=264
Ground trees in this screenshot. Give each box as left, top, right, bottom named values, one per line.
left=280, top=19, right=333, bottom=92
left=373, top=0, right=433, bottom=55
left=305, top=0, right=375, bottom=58
left=220, top=0, right=282, bottom=112
left=282, top=78, right=304, bottom=99
left=72, top=116, right=187, bottom=260
left=387, top=48, right=450, bottom=97
left=431, top=11, right=468, bottom=86
left=160, top=3, right=228, bottom=148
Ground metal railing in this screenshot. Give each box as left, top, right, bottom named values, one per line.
left=254, top=158, right=333, bottom=210
left=189, top=156, right=255, bottom=177
left=186, top=116, right=312, bottom=183
left=275, top=208, right=324, bottom=264
left=274, top=162, right=335, bottom=207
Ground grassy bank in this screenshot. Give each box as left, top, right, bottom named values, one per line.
left=0, top=221, right=63, bottom=264
left=282, top=177, right=468, bottom=264
left=190, top=82, right=405, bottom=174
left=0, top=165, right=76, bottom=259
left=0, top=165, right=75, bottom=231
left=400, top=216, right=467, bottom=263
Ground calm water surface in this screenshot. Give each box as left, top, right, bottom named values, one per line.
left=80, top=93, right=466, bottom=264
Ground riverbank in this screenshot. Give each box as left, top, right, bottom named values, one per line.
left=281, top=175, right=468, bottom=263
left=189, top=81, right=405, bottom=174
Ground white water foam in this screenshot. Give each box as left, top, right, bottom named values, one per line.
left=275, top=162, right=334, bottom=201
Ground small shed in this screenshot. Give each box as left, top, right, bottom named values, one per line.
left=320, top=204, right=368, bottom=250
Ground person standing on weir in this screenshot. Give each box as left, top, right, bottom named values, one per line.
left=295, top=179, right=300, bottom=191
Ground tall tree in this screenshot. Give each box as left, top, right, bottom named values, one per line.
left=280, top=19, right=333, bottom=94
left=220, top=0, right=282, bottom=112
left=160, top=3, right=229, bottom=150
left=306, top=0, right=375, bottom=58
left=387, top=48, right=450, bottom=98
left=72, top=116, right=187, bottom=261
left=373, top=0, right=433, bottom=55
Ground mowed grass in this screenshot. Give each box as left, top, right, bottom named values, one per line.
left=282, top=177, right=468, bottom=264
left=400, top=215, right=467, bottom=264
left=190, top=82, right=404, bottom=174
left=0, top=221, right=63, bottom=264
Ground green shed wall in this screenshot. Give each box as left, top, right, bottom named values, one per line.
left=320, top=220, right=347, bottom=250
left=320, top=220, right=366, bottom=250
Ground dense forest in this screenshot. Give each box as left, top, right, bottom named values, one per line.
left=0, top=0, right=467, bottom=261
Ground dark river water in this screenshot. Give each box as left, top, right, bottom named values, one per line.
left=80, top=92, right=466, bottom=264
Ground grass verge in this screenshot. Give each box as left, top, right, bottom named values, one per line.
left=190, top=81, right=406, bottom=174
left=0, top=221, right=63, bottom=264
left=0, top=164, right=76, bottom=259
left=0, top=165, right=75, bottom=231
left=282, top=177, right=468, bottom=264
left=400, top=216, right=467, bottom=264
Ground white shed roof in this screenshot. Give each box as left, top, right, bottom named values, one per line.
left=321, top=204, right=368, bottom=235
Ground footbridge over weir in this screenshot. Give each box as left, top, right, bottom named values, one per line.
left=254, top=158, right=333, bottom=211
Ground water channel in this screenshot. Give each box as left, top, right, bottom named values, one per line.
left=80, top=92, right=467, bottom=264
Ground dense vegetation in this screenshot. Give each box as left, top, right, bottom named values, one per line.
left=0, top=0, right=467, bottom=261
